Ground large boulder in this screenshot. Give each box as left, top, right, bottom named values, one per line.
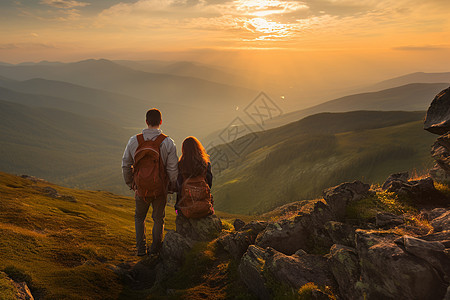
left=239, top=245, right=271, bottom=300
left=255, top=200, right=334, bottom=254
left=239, top=245, right=335, bottom=299
left=375, top=212, right=404, bottom=228
left=324, top=221, right=356, bottom=248
left=160, top=230, right=193, bottom=262
left=394, top=235, right=450, bottom=279
left=264, top=247, right=335, bottom=290
left=218, top=221, right=267, bottom=260
left=382, top=175, right=443, bottom=204
left=328, top=244, right=362, bottom=300
left=432, top=210, right=450, bottom=232
left=175, top=213, right=222, bottom=241
left=356, top=229, right=447, bottom=300
left=432, top=134, right=450, bottom=175
left=424, top=87, right=450, bottom=135
left=323, top=181, right=371, bottom=220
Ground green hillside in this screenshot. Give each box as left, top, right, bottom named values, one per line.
left=0, top=99, right=133, bottom=194
left=212, top=111, right=436, bottom=214
left=265, top=83, right=448, bottom=129
left=0, top=171, right=251, bottom=299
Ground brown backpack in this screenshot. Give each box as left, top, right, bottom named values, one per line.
left=178, top=172, right=214, bottom=218
left=133, top=133, right=168, bottom=199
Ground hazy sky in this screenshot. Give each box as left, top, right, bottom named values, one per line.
left=1, top=0, right=450, bottom=95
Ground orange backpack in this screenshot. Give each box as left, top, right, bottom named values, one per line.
left=133, top=133, right=168, bottom=199
left=178, top=172, right=214, bottom=218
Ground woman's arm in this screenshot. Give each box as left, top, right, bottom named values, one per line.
left=206, top=162, right=213, bottom=188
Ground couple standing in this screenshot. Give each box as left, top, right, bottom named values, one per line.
left=121, top=108, right=213, bottom=256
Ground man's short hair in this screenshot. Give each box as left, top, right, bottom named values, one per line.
left=146, top=108, right=162, bottom=126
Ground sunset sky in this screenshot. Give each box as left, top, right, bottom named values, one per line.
left=1, top=0, right=450, bottom=93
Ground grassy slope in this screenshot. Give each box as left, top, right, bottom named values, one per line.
left=212, top=111, right=436, bottom=214
left=0, top=99, right=133, bottom=194
left=0, top=171, right=251, bottom=299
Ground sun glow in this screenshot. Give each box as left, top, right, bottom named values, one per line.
left=234, top=0, right=308, bottom=16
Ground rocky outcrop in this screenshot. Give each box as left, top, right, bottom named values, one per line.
left=432, top=210, right=450, bottom=232
left=376, top=212, right=404, bottom=227
left=424, top=87, right=450, bottom=135
left=218, top=221, right=267, bottom=260
left=323, top=181, right=371, bottom=220
left=255, top=200, right=334, bottom=254
left=324, top=221, right=356, bottom=248
left=328, top=244, right=362, bottom=300
left=175, top=213, right=222, bottom=241
left=356, top=230, right=447, bottom=300
left=239, top=245, right=335, bottom=299
left=432, top=134, right=450, bottom=174
left=382, top=173, right=443, bottom=203
left=233, top=219, right=245, bottom=231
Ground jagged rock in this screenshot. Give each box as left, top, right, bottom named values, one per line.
left=239, top=245, right=334, bottom=300
left=328, top=244, right=362, bottom=300
left=382, top=172, right=409, bottom=190
left=239, top=245, right=271, bottom=300
left=218, top=221, right=267, bottom=260
left=383, top=175, right=443, bottom=203
left=233, top=219, right=245, bottom=231
left=356, top=229, right=447, bottom=300
left=160, top=230, right=193, bottom=262
left=323, top=181, right=371, bottom=220
left=256, top=200, right=334, bottom=254
left=43, top=186, right=59, bottom=198
left=264, top=247, right=335, bottom=289
left=325, top=221, right=356, bottom=248
left=432, top=210, right=450, bottom=232
left=421, top=207, right=448, bottom=221
left=376, top=212, right=404, bottom=228
left=14, top=282, right=34, bottom=300
left=432, top=134, right=450, bottom=175
left=420, top=230, right=450, bottom=244
left=430, top=164, right=450, bottom=182
left=175, top=213, right=222, bottom=241
left=395, top=235, right=450, bottom=279
left=58, top=195, right=77, bottom=203
left=424, top=87, right=450, bottom=135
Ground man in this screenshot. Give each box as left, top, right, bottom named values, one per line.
left=122, top=108, right=178, bottom=256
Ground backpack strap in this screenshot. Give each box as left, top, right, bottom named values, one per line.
left=136, top=133, right=145, bottom=145
left=154, top=133, right=167, bottom=147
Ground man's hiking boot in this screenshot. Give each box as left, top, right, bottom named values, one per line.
left=137, top=247, right=147, bottom=256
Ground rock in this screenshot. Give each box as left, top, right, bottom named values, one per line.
left=432, top=210, right=450, bottom=232
left=424, top=87, right=450, bottom=135
left=160, top=230, right=193, bottom=262
left=264, top=247, right=335, bottom=290
left=233, top=219, right=245, bottom=231
left=432, top=133, right=450, bottom=175
left=175, top=213, right=222, bottom=241
left=324, top=221, right=356, bottom=248
left=420, top=230, right=450, bottom=244
left=239, top=245, right=271, bottom=300
left=376, top=212, right=404, bottom=228
left=323, top=181, right=371, bottom=220
left=239, top=245, right=335, bottom=300
left=256, top=200, right=334, bottom=254
left=383, top=176, right=443, bottom=203
left=58, top=195, right=77, bottom=203
left=15, top=282, right=34, bottom=300
left=382, top=172, right=409, bottom=190
left=430, top=164, right=450, bottom=182
left=328, top=244, right=362, bottom=300
left=42, top=186, right=59, bottom=198
left=421, top=208, right=448, bottom=221
left=395, top=235, right=450, bottom=278
left=356, top=229, right=447, bottom=300
left=218, top=221, right=267, bottom=260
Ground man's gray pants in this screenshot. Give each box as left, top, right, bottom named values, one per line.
left=135, top=194, right=167, bottom=253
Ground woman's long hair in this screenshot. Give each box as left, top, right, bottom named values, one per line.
left=179, top=136, right=210, bottom=177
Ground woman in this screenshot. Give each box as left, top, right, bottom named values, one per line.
left=176, top=136, right=213, bottom=218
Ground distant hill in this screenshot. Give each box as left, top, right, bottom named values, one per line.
left=0, top=99, right=132, bottom=194
left=211, top=111, right=435, bottom=214
left=368, top=72, right=450, bottom=91
left=0, top=59, right=255, bottom=111
left=264, top=83, right=448, bottom=129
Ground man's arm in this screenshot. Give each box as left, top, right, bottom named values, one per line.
left=122, top=137, right=134, bottom=189
left=165, top=138, right=179, bottom=186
